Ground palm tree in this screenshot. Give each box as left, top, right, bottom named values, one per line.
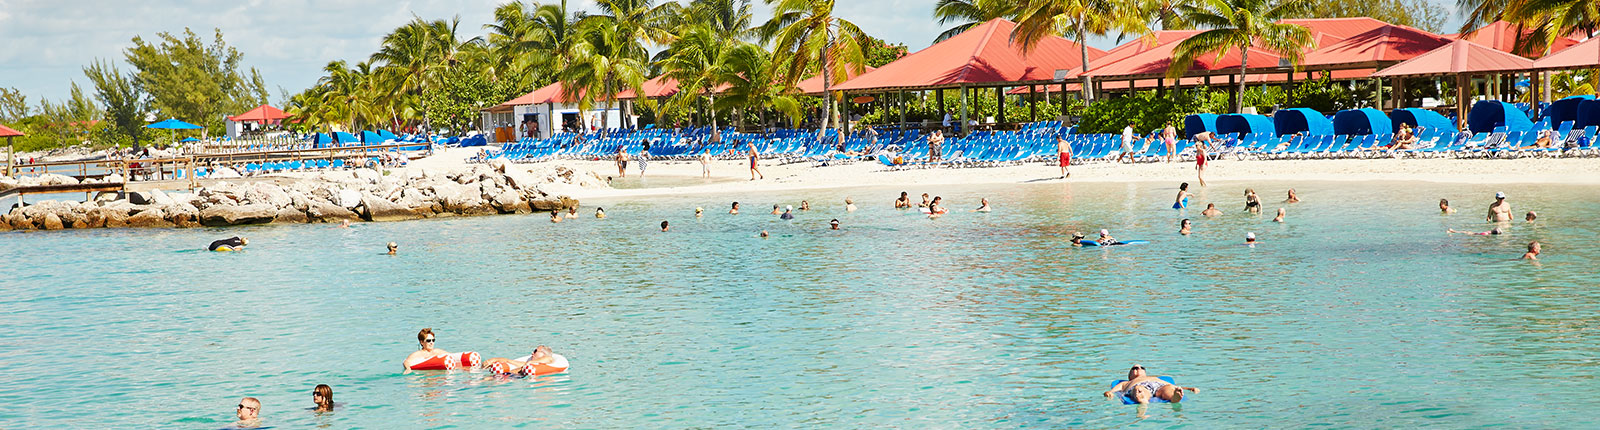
left=686, top=0, right=756, bottom=40
left=371, top=16, right=482, bottom=132
left=932, top=0, right=1021, bottom=43
left=564, top=19, right=650, bottom=131
left=1014, top=0, right=1151, bottom=106
left=716, top=43, right=804, bottom=126
left=659, top=25, right=734, bottom=128
left=1167, top=0, right=1315, bottom=112
left=1459, top=0, right=1598, bottom=89
left=757, top=0, right=871, bottom=139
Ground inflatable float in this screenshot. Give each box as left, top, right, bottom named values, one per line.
left=1080, top=240, right=1149, bottom=247
left=487, top=354, right=570, bottom=376
left=1110, top=376, right=1181, bottom=404
left=408, top=351, right=480, bottom=370
left=918, top=207, right=949, bottom=215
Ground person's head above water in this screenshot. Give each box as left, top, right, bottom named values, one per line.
left=1179, top=182, right=1189, bottom=191
left=236, top=397, right=260, bottom=421
left=1181, top=219, right=1191, bottom=228
left=387, top=242, right=398, bottom=254
left=732, top=202, right=740, bottom=209
left=313, top=384, right=333, bottom=412
left=1099, top=229, right=1110, bottom=238
left=829, top=219, right=840, bottom=230
left=1128, top=364, right=1146, bottom=380
left=759, top=230, right=769, bottom=238
left=695, top=207, right=704, bottom=215
left=1525, top=211, right=1537, bottom=221
left=1439, top=199, right=1450, bottom=209
left=660, top=221, right=670, bottom=231
left=1246, top=232, right=1257, bottom=242
left=417, top=328, right=436, bottom=349
left=1489, top=227, right=1504, bottom=235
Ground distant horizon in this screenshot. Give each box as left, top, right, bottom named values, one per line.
left=0, top=0, right=1468, bottom=106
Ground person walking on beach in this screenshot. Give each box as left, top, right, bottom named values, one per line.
left=1118, top=121, right=1136, bottom=163
left=1488, top=192, right=1512, bottom=222
left=235, top=397, right=262, bottom=427
left=615, top=146, right=629, bottom=177
left=928, top=130, right=944, bottom=162
left=699, top=150, right=712, bottom=178
left=1194, top=137, right=1210, bottom=186
left=636, top=141, right=650, bottom=178
left=747, top=142, right=763, bottom=180
left=1056, top=134, right=1072, bottom=178
left=1161, top=122, right=1178, bottom=163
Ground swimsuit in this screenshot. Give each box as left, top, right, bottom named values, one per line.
left=1173, top=196, right=1188, bottom=209
left=1059, top=151, right=1071, bottom=167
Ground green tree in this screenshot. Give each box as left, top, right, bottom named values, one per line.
left=1014, top=0, right=1151, bottom=106
left=757, top=0, right=872, bottom=138
left=659, top=25, right=734, bottom=128
left=715, top=43, right=804, bottom=126
left=83, top=60, right=147, bottom=146
left=686, top=0, right=756, bottom=40
left=425, top=68, right=521, bottom=134
left=123, top=28, right=269, bottom=132
left=564, top=18, right=651, bottom=129
left=864, top=37, right=909, bottom=68
left=1168, top=0, right=1315, bottom=113
left=1305, top=0, right=1445, bottom=33
left=933, top=0, right=1021, bottom=43
left=0, top=87, right=29, bottom=123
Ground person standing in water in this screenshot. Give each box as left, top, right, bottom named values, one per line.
left=1244, top=188, right=1261, bottom=214
left=1179, top=219, right=1192, bottom=235
left=1487, top=192, right=1511, bottom=222
left=895, top=192, right=912, bottom=208
left=747, top=142, right=764, bottom=180
left=1201, top=203, right=1222, bottom=217
left=1173, top=183, right=1194, bottom=209
left=780, top=206, right=795, bottom=220
left=595, top=207, right=607, bottom=219
left=1284, top=189, right=1300, bottom=203
left=1522, top=241, right=1541, bottom=260
left=845, top=198, right=858, bottom=212
left=1439, top=199, right=1455, bottom=214
left=615, top=145, right=629, bottom=177
left=974, top=198, right=992, bottom=212
left=312, top=385, right=334, bottom=413
left=729, top=202, right=740, bottom=214
left=1273, top=208, right=1286, bottom=223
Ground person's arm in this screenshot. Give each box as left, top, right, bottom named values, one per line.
left=1487, top=207, right=1496, bottom=222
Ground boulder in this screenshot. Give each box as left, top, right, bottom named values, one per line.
left=199, top=203, right=278, bottom=226
left=0, top=177, right=19, bottom=193
left=361, top=193, right=425, bottom=222
left=165, top=203, right=201, bottom=228
left=336, top=188, right=363, bottom=209
left=307, top=201, right=359, bottom=222
left=491, top=189, right=529, bottom=214
left=502, top=168, right=542, bottom=191
left=126, top=208, right=174, bottom=228
left=530, top=196, right=579, bottom=211
left=57, top=210, right=88, bottom=229
left=209, top=167, right=241, bottom=178
left=40, top=212, right=65, bottom=230
left=274, top=207, right=308, bottom=224
left=2, top=212, right=27, bottom=230
left=103, top=173, right=124, bottom=183
left=35, top=173, right=79, bottom=186
left=352, top=168, right=381, bottom=183
left=245, top=183, right=292, bottom=209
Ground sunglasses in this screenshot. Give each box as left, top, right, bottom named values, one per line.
left=423, top=338, right=436, bottom=343
left=237, top=404, right=257, bottom=411
left=1131, top=366, right=1144, bottom=370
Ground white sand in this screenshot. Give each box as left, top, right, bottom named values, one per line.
left=399, top=147, right=1600, bottom=200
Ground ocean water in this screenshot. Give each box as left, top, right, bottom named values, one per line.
left=2, top=180, right=1598, bottom=428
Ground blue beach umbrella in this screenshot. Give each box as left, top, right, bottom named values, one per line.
left=145, top=118, right=203, bottom=130
left=180, top=137, right=200, bottom=142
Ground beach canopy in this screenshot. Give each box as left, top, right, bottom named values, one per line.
left=378, top=130, right=400, bottom=141
left=1217, top=113, right=1275, bottom=136
left=335, top=131, right=360, bottom=144
left=1449, top=21, right=1584, bottom=58
left=1467, top=100, right=1535, bottom=133
left=1388, top=108, right=1453, bottom=133
left=1333, top=108, right=1392, bottom=135
left=179, top=137, right=200, bottom=142
left=1183, top=114, right=1219, bottom=138
left=1531, top=36, right=1600, bottom=71
left=1370, top=39, right=1535, bottom=78
left=146, top=118, right=203, bottom=129
left=0, top=123, right=23, bottom=137
left=796, top=66, right=875, bottom=95
left=1300, top=24, right=1452, bottom=68
left=1273, top=108, right=1333, bottom=136
left=833, top=18, right=1106, bottom=91
left=360, top=130, right=386, bottom=143
left=1576, top=100, right=1600, bottom=128
left=228, top=104, right=290, bottom=123
left=1544, top=96, right=1595, bottom=126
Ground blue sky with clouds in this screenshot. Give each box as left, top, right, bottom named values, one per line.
left=1, top=0, right=1465, bottom=106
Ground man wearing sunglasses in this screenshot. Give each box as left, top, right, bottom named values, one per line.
left=1104, top=365, right=1199, bottom=404
left=403, top=328, right=451, bottom=371
left=234, top=397, right=261, bottom=426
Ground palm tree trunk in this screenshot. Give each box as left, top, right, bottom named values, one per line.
left=1236, top=46, right=1249, bottom=113
left=821, top=35, right=834, bottom=145
left=709, top=93, right=719, bottom=131
left=1077, top=22, right=1093, bottom=108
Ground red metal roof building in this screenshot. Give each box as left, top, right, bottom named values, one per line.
left=833, top=18, right=1107, bottom=92
left=227, top=104, right=290, bottom=124
left=1448, top=21, right=1584, bottom=58
left=1531, top=36, right=1600, bottom=71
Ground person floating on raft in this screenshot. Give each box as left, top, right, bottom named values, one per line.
left=403, top=328, right=478, bottom=372
left=1105, top=364, right=1199, bottom=404
left=208, top=236, right=248, bottom=252
left=483, top=345, right=569, bottom=377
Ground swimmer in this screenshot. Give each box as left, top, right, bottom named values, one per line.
left=729, top=202, right=740, bottom=215
left=1097, top=229, right=1117, bottom=246
left=770, top=204, right=781, bottom=215
left=1201, top=203, right=1222, bottom=217
left=928, top=196, right=947, bottom=214
left=595, top=207, right=607, bottom=219
left=235, top=397, right=262, bottom=426
left=800, top=200, right=811, bottom=211
left=1070, top=232, right=1086, bottom=246
left=895, top=192, right=911, bottom=209
left=1244, top=188, right=1261, bottom=214
left=1284, top=188, right=1300, bottom=203
left=1245, top=232, right=1258, bottom=245
left=1179, top=219, right=1191, bottom=235
left=695, top=207, right=704, bottom=218
left=1487, top=192, right=1511, bottom=222
left=1273, top=208, right=1285, bottom=223
left=1106, top=373, right=1199, bottom=404
left=1525, top=211, right=1537, bottom=222
left=312, top=384, right=334, bottom=413
left=660, top=220, right=670, bottom=232
left=550, top=211, right=563, bottom=223
left=1173, top=182, right=1193, bottom=209
left=403, top=328, right=450, bottom=371
left=566, top=207, right=579, bottom=219
left=829, top=219, right=841, bottom=230
left=1448, top=227, right=1504, bottom=235
left=339, top=219, right=351, bottom=228
left=918, top=193, right=932, bottom=208
left=759, top=230, right=769, bottom=238
left=208, top=236, right=248, bottom=252
left=974, top=198, right=992, bottom=212
left=483, top=345, right=557, bottom=374
left=1521, top=241, right=1540, bottom=260
left=780, top=206, right=795, bottom=220
left=845, top=198, right=857, bottom=212
left=1439, top=199, right=1454, bottom=214
left=386, top=242, right=398, bottom=255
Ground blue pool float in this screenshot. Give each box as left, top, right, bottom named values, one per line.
left=1080, top=240, right=1149, bottom=247
left=1109, top=376, right=1180, bottom=404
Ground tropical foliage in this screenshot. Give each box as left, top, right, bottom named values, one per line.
left=1168, top=0, right=1316, bottom=113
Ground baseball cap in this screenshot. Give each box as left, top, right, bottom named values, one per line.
left=1495, top=192, right=1506, bottom=199
left=1246, top=232, right=1257, bottom=240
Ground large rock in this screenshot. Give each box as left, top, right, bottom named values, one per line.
left=199, top=203, right=278, bottom=226
left=274, top=207, right=308, bottom=224
left=530, top=196, right=579, bottom=211
left=361, top=194, right=425, bottom=222
left=245, top=183, right=292, bottom=209
left=40, top=212, right=65, bottom=230
left=491, top=189, right=529, bottom=214
left=306, top=201, right=358, bottom=222
left=126, top=208, right=174, bottom=228
left=336, top=188, right=363, bottom=209
left=57, top=209, right=88, bottom=229
left=2, top=211, right=27, bottom=230
left=352, top=168, right=381, bottom=183
left=35, top=173, right=79, bottom=186
left=165, top=203, right=201, bottom=228
left=0, top=177, right=19, bottom=193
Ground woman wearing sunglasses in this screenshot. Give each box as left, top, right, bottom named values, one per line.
left=403, top=328, right=451, bottom=371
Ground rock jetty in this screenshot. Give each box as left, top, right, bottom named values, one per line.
left=0, top=161, right=600, bottom=231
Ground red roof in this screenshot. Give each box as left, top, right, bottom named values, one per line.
left=1076, top=17, right=1398, bottom=80
left=617, top=75, right=681, bottom=100
left=0, top=123, right=23, bottom=137
left=834, top=18, right=1107, bottom=91
left=227, top=104, right=290, bottom=123
left=489, top=82, right=576, bottom=112
left=1533, top=36, right=1600, bottom=71
left=1449, top=21, right=1583, bottom=57
left=1301, top=24, right=1452, bottom=67
left=1372, top=38, right=1534, bottom=77
left=797, top=66, right=875, bottom=94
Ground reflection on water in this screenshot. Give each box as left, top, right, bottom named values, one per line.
left=1, top=180, right=1598, bottom=428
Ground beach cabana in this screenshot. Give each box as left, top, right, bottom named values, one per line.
left=312, top=133, right=337, bottom=148
left=1371, top=39, right=1535, bottom=121
left=1217, top=113, right=1275, bottom=136
left=2, top=123, right=22, bottom=177
left=1388, top=108, right=1453, bottom=133
left=1467, top=100, right=1534, bottom=133
left=378, top=130, right=400, bottom=141
left=1272, top=108, right=1333, bottom=136
left=1577, top=100, right=1600, bottom=128
left=360, top=130, right=387, bottom=143
left=1333, top=108, right=1392, bottom=135
left=1543, top=96, right=1594, bottom=127
left=1183, top=114, right=1219, bottom=138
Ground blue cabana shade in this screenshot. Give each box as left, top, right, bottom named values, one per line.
left=1272, top=108, right=1332, bottom=136
left=1183, top=114, right=1218, bottom=138
left=1216, top=113, right=1275, bottom=136
left=360, top=130, right=385, bottom=143
left=378, top=130, right=400, bottom=141
left=1389, top=108, right=1452, bottom=134
left=1467, top=100, right=1534, bottom=133
left=1333, top=108, right=1392, bottom=135
left=146, top=118, right=203, bottom=129
left=1578, top=100, right=1600, bottom=128
left=334, top=131, right=360, bottom=144
left=1544, top=96, right=1595, bottom=126
left=312, top=133, right=336, bottom=148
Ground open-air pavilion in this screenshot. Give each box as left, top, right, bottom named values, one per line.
left=1371, top=38, right=1536, bottom=122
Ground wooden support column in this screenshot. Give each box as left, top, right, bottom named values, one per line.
left=996, top=86, right=1006, bottom=125
left=959, top=85, right=969, bottom=136
left=1393, top=77, right=1406, bottom=109
left=1157, top=78, right=1165, bottom=98
left=1028, top=85, right=1038, bottom=122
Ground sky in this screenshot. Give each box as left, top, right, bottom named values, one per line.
left=0, top=0, right=1467, bottom=107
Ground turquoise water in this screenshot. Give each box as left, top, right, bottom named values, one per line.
left=3, top=180, right=1598, bottom=428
